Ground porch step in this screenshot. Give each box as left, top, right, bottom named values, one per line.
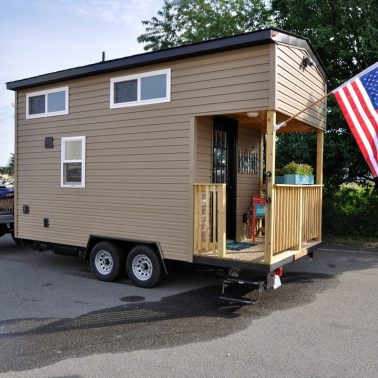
left=222, top=277, right=264, bottom=287
left=219, top=277, right=265, bottom=305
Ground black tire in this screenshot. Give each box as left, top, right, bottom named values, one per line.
left=90, top=241, right=122, bottom=282
left=126, top=245, right=162, bottom=288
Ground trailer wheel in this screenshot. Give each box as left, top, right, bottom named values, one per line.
left=90, top=241, right=122, bottom=282
left=126, top=245, right=162, bottom=288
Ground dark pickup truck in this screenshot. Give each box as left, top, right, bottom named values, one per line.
left=0, top=186, right=14, bottom=238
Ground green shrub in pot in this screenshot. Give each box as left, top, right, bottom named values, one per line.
left=283, top=162, right=314, bottom=184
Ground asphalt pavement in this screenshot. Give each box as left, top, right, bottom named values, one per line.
left=0, top=234, right=377, bottom=377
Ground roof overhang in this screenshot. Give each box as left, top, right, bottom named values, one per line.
left=6, top=28, right=328, bottom=91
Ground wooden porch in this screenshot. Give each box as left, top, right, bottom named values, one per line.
left=193, top=183, right=322, bottom=267
left=193, top=110, right=324, bottom=269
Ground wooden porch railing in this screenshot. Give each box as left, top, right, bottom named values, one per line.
left=193, top=183, right=322, bottom=263
left=193, top=184, right=226, bottom=257
left=272, top=185, right=322, bottom=255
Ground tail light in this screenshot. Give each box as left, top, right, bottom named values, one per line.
left=274, top=267, right=283, bottom=277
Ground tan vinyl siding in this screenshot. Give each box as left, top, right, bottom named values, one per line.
left=276, top=44, right=327, bottom=129
left=236, top=125, right=260, bottom=241
left=16, top=45, right=271, bottom=262
left=195, top=117, right=212, bottom=182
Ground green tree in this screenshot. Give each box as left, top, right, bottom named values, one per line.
left=137, top=0, right=271, bottom=51
left=138, top=0, right=378, bottom=190
left=6, top=153, right=14, bottom=176
left=272, top=0, right=378, bottom=190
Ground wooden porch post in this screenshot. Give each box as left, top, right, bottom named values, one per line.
left=316, top=130, right=324, bottom=241
left=316, top=130, right=324, bottom=185
left=264, top=111, right=276, bottom=264
left=259, top=128, right=265, bottom=195
left=218, top=184, right=226, bottom=258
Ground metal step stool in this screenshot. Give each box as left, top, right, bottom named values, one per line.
left=219, top=276, right=265, bottom=305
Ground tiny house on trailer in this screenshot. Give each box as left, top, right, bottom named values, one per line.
left=6, top=29, right=327, bottom=289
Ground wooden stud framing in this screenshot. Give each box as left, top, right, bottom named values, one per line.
left=193, top=185, right=201, bottom=254
left=193, top=119, right=324, bottom=265
left=264, top=110, right=276, bottom=264
left=296, top=187, right=303, bottom=250
left=217, top=184, right=226, bottom=258
left=272, top=185, right=322, bottom=255
left=259, top=128, right=265, bottom=195
left=204, top=185, right=210, bottom=251
left=316, top=130, right=324, bottom=240
left=316, top=131, right=324, bottom=185
left=193, top=183, right=226, bottom=257
left=189, top=117, right=196, bottom=258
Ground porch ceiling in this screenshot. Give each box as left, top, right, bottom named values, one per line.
left=224, top=111, right=323, bottom=134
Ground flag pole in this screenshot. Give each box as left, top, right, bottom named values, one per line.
left=274, top=91, right=334, bottom=131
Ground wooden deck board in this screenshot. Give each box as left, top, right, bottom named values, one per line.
left=197, top=237, right=266, bottom=264
left=195, top=238, right=321, bottom=267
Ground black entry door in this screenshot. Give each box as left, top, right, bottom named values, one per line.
left=213, top=116, right=237, bottom=241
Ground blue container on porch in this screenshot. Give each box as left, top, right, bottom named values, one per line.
left=275, top=176, right=285, bottom=184
left=284, top=174, right=314, bottom=185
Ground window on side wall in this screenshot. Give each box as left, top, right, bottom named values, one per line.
left=110, top=69, right=171, bottom=108
left=61, top=136, right=86, bottom=188
left=26, top=87, right=68, bottom=119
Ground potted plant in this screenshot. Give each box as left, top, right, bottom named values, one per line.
left=275, top=168, right=285, bottom=184
left=283, top=162, right=314, bottom=184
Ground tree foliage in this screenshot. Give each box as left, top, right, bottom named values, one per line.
left=137, top=0, right=271, bottom=51
left=0, top=153, right=15, bottom=176
left=272, top=0, right=378, bottom=190
left=323, top=183, right=378, bottom=237
left=272, top=0, right=377, bottom=88
left=0, top=154, right=14, bottom=182
left=6, top=153, right=15, bottom=176
left=138, top=0, right=378, bottom=190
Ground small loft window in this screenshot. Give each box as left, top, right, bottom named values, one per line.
left=110, top=69, right=171, bottom=108
left=61, top=136, right=86, bottom=188
left=26, top=87, right=69, bottom=119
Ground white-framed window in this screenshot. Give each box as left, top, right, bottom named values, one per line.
left=110, top=68, right=171, bottom=108
left=26, top=86, right=69, bottom=119
left=61, top=136, right=86, bottom=188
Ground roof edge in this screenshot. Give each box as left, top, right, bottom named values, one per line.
left=6, top=28, right=328, bottom=91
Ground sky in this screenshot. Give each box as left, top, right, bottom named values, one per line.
left=0, top=0, right=164, bottom=166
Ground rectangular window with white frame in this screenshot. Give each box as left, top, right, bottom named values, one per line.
left=61, top=136, right=86, bottom=188
left=110, top=68, right=171, bottom=108
left=26, top=87, right=69, bottom=119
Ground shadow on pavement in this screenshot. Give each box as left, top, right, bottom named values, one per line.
left=1, top=240, right=378, bottom=373
left=0, top=269, right=335, bottom=373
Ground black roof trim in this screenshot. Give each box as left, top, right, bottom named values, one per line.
left=6, top=28, right=328, bottom=91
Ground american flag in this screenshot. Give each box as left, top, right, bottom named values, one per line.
left=333, top=62, right=378, bottom=177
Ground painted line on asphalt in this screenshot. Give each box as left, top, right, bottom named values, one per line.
left=318, top=248, right=378, bottom=255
